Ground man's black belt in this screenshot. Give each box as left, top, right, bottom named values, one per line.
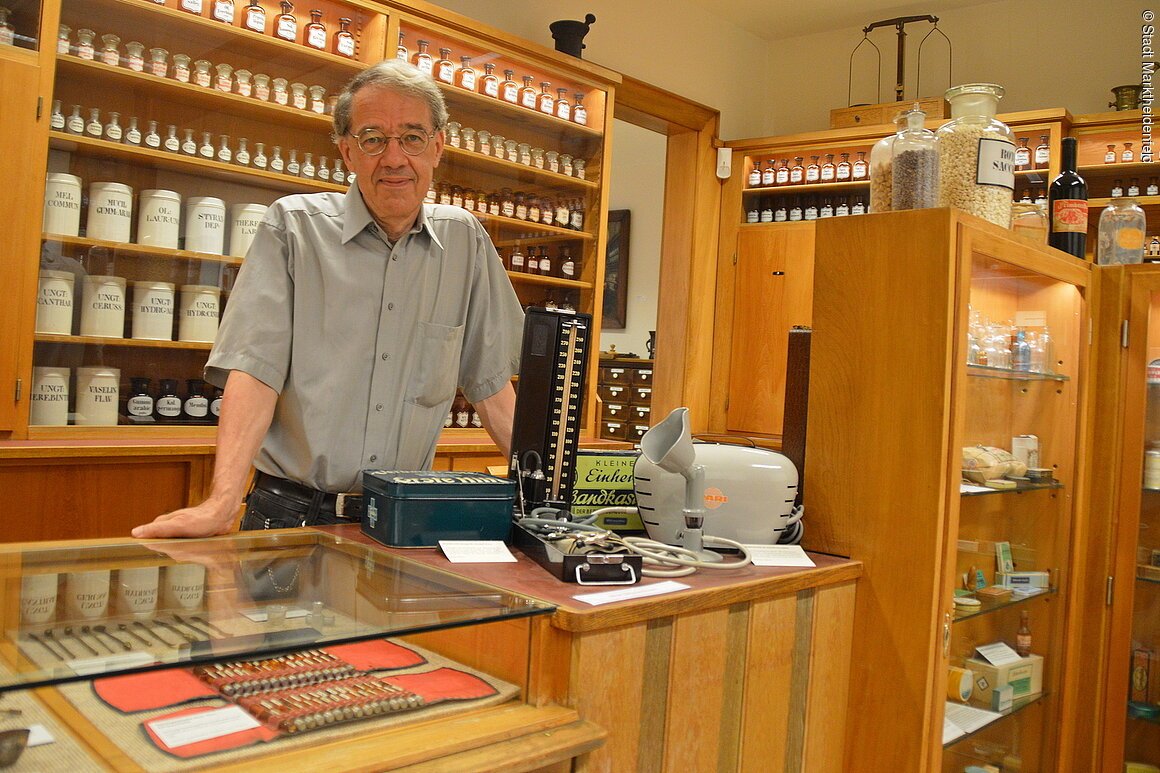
left=251, top=472, right=364, bottom=519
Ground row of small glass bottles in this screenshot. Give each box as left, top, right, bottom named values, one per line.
left=51, top=101, right=347, bottom=183
left=966, top=309, right=1053, bottom=374
left=427, top=182, right=586, bottom=231
left=57, top=26, right=336, bottom=115
left=445, top=122, right=586, bottom=179
left=1109, top=178, right=1160, bottom=198
left=748, top=152, right=869, bottom=188
left=746, top=195, right=868, bottom=223
left=399, top=33, right=590, bottom=127
left=1012, top=135, right=1051, bottom=171
left=126, top=377, right=222, bottom=424
left=1104, top=142, right=1138, bottom=163
left=163, top=1, right=359, bottom=59
left=505, top=243, right=579, bottom=279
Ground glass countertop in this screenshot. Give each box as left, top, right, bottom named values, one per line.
left=1, top=530, right=553, bottom=692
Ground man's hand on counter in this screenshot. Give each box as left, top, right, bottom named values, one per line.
left=132, top=497, right=239, bottom=539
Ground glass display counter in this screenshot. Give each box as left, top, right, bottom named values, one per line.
left=4, top=530, right=552, bottom=690
left=0, top=531, right=592, bottom=770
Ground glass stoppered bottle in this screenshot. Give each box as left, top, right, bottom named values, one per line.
left=334, top=17, right=355, bottom=57
left=936, top=83, right=1015, bottom=227
left=435, top=48, right=455, bottom=84
left=456, top=56, right=476, bottom=90
left=1097, top=197, right=1146, bottom=265
left=275, top=1, right=297, bottom=42
left=244, top=0, right=266, bottom=33
left=303, top=8, right=326, bottom=50
left=481, top=63, right=500, bottom=98
left=891, top=105, right=938, bottom=211
left=572, top=93, right=588, bottom=126
left=412, top=40, right=432, bottom=75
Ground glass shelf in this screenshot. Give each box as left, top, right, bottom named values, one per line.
left=1, top=531, right=554, bottom=692
left=953, top=587, right=1055, bottom=622
left=944, top=693, right=1046, bottom=749
left=966, top=363, right=1069, bottom=382
left=1128, top=701, right=1160, bottom=723
left=960, top=480, right=1064, bottom=497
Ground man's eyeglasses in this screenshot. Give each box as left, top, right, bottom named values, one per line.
left=349, top=127, right=432, bottom=156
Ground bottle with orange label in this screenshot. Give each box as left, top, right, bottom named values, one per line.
left=1048, top=136, right=1088, bottom=259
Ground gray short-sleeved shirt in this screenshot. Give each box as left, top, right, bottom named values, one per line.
left=205, top=185, right=524, bottom=493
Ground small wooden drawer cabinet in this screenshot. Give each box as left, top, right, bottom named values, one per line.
left=597, top=357, right=653, bottom=442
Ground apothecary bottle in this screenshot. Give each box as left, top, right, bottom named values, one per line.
left=49, top=100, right=64, bottom=131
left=891, top=106, right=938, bottom=211
left=303, top=9, right=326, bottom=50
left=520, top=76, right=537, bottom=110
left=821, top=153, right=836, bottom=182
left=99, top=33, right=120, bottom=66
left=149, top=47, right=168, bottom=77
left=936, top=82, right=1015, bottom=227
left=481, top=64, right=500, bottom=98
left=155, top=379, right=182, bottom=421
left=1096, top=197, right=1146, bottom=265
left=538, top=82, right=555, bottom=114
left=456, top=57, right=477, bottom=90
left=57, top=24, right=71, bottom=54
left=1033, top=134, right=1050, bottom=169
left=775, top=158, right=790, bottom=186
left=275, top=2, right=297, bottom=42
left=144, top=120, right=161, bottom=148
left=396, top=31, right=408, bottom=61
left=1123, top=142, right=1135, bottom=162
left=836, top=153, right=851, bottom=182
left=334, top=17, right=355, bottom=57
left=555, top=87, right=571, bottom=120
left=75, top=28, right=95, bottom=60
left=1015, top=137, right=1031, bottom=171
left=212, top=0, right=234, bottom=23
left=65, top=104, right=83, bottom=134
left=125, top=41, right=145, bottom=71
left=412, top=40, right=433, bottom=75
left=747, top=162, right=762, bottom=188
left=84, top=108, right=101, bottom=137
left=120, top=117, right=139, bottom=144
left=760, top=160, right=775, bottom=187
left=193, top=59, right=212, bottom=88
left=180, top=0, right=203, bottom=15
left=243, top=0, right=266, bottom=33
left=852, top=151, right=868, bottom=180
left=572, top=93, right=588, bottom=126
left=172, top=53, right=191, bottom=83
left=127, top=378, right=154, bottom=420
left=436, top=48, right=455, bottom=84
left=790, top=156, right=805, bottom=185
left=500, top=69, right=519, bottom=103
left=805, top=155, right=821, bottom=184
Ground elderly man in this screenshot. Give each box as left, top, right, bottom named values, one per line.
left=133, top=60, right=523, bottom=538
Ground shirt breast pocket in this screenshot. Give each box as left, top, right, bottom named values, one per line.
left=405, top=322, right=464, bottom=408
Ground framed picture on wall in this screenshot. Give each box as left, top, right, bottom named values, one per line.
left=603, top=209, right=631, bottom=329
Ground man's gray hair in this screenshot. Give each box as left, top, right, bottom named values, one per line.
left=332, top=59, right=449, bottom=140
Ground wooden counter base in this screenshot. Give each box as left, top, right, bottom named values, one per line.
left=331, top=526, right=862, bottom=772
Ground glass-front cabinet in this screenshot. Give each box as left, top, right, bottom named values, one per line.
left=802, top=208, right=1088, bottom=772
left=20, top=0, right=614, bottom=440
left=1094, top=264, right=1160, bottom=771
left=943, top=241, right=1085, bottom=771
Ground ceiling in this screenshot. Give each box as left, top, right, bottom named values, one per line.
left=689, top=0, right=1001, bottom=41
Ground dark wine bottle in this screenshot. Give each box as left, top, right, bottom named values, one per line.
left=1048, top=136, right=1088, bottom=259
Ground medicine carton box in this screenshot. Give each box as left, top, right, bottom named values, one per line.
left=964, top=654, right=1044, bottom=707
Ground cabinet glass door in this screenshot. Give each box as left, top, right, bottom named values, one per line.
left=1, top=0, right=42, bottom=51
left=1122, top=284, right=1160, bottom=766
left=943, top=249, right=1084, bottom=771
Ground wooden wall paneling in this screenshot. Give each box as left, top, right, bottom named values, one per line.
left=738, top=593, right=797, bottom=772
left=663, top=607, right=731, bottom=770
left=0, top=453, right=213, bottom=541
left=800, top=581, right=856, bottom=772
left=571, top=623, right=649, bottom=773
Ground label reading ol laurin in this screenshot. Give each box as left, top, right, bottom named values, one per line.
left=975, top=137, right=1016, bottom=189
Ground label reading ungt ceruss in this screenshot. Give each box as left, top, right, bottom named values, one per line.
left=975, top=137, right=1016, bottom=190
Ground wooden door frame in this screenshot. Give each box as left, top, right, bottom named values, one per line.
left=611, top=76, right=720, bottom=432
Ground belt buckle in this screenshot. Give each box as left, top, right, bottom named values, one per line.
left=335, top=493, right=358, bottom=517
